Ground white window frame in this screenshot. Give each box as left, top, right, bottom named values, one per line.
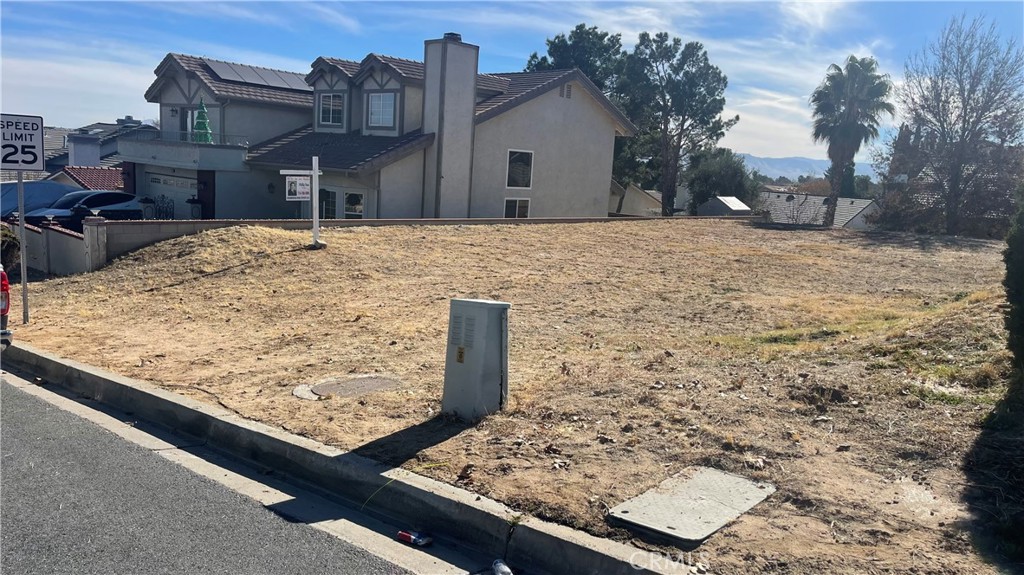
left=505, top=149, right=534, bottom=190
left=319, top=93, right=346, bottom=127
left=367, top=92, right=396, bottom=128
left=504, top=197, right=530, bottom=219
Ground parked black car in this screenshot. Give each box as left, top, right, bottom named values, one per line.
left=23, top=190, right=144, bottom=232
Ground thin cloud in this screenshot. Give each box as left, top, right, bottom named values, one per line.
left=780, top=1, right=850, bottom=35
left=303, top=2, right=361, bottom=34
left=146, top=1, right=296, bottom=30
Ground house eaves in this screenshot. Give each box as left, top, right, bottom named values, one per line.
left=474, top=68, right=636, bottom=137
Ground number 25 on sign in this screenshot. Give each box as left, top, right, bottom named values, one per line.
left=1, top=114, right=45, bottom=172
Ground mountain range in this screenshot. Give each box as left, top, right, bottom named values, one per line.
left=738, top=154, right=874, bottom=180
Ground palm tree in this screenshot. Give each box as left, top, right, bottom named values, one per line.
left=810, top=56, right=895, bottom=226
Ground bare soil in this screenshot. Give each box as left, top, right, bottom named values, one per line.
left=11, top=220, right=1017, bottom=574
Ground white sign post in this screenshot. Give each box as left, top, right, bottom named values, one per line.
left=280, top=156, right=324, bottom=248
left=2, top=113, right=45, bottom=324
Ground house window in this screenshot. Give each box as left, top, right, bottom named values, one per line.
left=368, top=93, right=395, bottom=128
left=344, top=192, right=364, bottom=219
left=504, top=198, right=529, bottom=219
left=320, top=189, right=337, bottom=219
left=320, top=94, right=345, bottom=126
left=506, top=150, right=533, bottom=189
left=179, top=108, right=197, bottom=140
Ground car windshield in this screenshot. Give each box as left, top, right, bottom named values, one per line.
left=49, top=191, right=96, bottom=209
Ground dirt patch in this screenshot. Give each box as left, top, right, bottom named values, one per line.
left=11, top=220, right=1014, bottom=574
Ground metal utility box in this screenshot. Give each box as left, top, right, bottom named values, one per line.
left=442, top=299, right=510, bottom=421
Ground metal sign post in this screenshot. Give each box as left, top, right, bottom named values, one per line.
left=279, top=156, right=324, bottom=248
left=17, top=172, right=28, bottom=323
left=2, top=113, right=45, bottom=324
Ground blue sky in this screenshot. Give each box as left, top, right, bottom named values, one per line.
left=2, top=1, right=1021, bottom=165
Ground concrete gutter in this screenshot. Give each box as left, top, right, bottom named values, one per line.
left=3, top=343, right=683, bottom=575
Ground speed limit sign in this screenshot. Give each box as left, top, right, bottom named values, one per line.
left=1, top=113, right=45, bottom=172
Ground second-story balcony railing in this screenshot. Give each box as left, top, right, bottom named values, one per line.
left=120, top=129, right=251, bottom=147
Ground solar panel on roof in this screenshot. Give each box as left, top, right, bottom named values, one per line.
left=281, top=72, right=311, bottom=90
left=205, top=60, right=245, bottom=82
left=254, top=67, right=291, bottom=89
left=234, top=64, right=269, bottom=85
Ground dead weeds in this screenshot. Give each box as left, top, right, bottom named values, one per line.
left=11, top=219, right=1016, bottom=574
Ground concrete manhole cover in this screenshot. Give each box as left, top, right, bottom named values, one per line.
left=292, top=375, right=402, bottom=400
left=608, top=466, right=775, bottom=544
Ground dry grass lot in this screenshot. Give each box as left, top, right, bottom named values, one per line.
left=12, top=219, right=1017, bottom=574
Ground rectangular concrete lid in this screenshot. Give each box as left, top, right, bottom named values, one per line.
left=450, top=298, right=511, bottom=308
left=608, top=466, right=775, bottom=544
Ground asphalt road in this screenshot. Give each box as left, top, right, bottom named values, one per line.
left=0, top=380, right=411, bottom=575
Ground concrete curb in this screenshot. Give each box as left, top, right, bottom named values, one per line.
left=3, top=343, right=680, bottom=575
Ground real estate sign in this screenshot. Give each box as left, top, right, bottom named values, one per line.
left=1, top=113, right=45, bottom=172
left=285, top=176, right=311, bottom=201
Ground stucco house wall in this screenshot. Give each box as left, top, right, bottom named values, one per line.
left=156, top=84, right=221, bottom=136
left=379, top=151, right=426, bottom=218
left=215, top=170, right=295, bottom=219
left=470, top=80, right=615, bottom=218
left=223, top=101, right=309, bottom=146
left=403, top=86, right=424, bottom=133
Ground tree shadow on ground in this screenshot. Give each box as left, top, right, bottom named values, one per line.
left=838, top=230, right=1001, bottom=253
left=743, top=221, right=1001, bottom=253
left=350, top=414, right=474, bottom=468
left=962, top=369, right=1024, bottom=571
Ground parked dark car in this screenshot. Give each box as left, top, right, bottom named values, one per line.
left=24, top=190, right=143, bottom=232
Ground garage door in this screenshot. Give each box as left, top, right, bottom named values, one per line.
left=144, top=173, right=197, bottom=219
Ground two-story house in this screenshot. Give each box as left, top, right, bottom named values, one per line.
left=118, top=53, right=313, bottom=219
left=121, top=33, right=634, bottom=220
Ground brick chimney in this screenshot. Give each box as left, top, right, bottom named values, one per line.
left=422, top=33, right=478, bottom=218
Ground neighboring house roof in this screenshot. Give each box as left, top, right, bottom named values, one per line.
left=1, top=170, right=50, bottom=183
left=55, top=166, right=124, bottom=190
left=145, top=53, right=313, bottom=108
left=247, top=125, right=435, bottom=174
left=759, top=191, right=875, bottom=228
left=716, top=196, right=751, bottom=211
left=45, top=120, right=154, bottom=167
left=833, top=197, right=875, bottom=226
left=2, top=124, right=126, bottom=181
left=44, top=126, right=74, bottom=161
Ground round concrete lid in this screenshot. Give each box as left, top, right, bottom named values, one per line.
left=310, top=375, right=401, bottom=398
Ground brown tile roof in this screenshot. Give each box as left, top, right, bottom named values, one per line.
left=146, top=54, right=313, bottom=108
left=247, top=126, right=434, bottom=174
left=474, top=69, right=576, bottom=118
left=476, top=69, right=635, bottom=135
left=319, top=53, right=510, bottom=93
left=322, top=57, right=362, bottom=77
left=59, top=166, right=124, bottom=190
